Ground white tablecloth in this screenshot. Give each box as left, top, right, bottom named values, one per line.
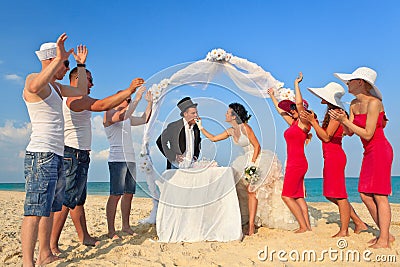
left=156, top=167, right=242, bottom=242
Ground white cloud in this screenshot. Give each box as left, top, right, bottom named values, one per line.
left=0, top=121, right=31, bottom=144
left=91, top=148, right=109, bottom=160
left=0, top=121, right=31, bottom=182
left=91, top=115, right=106, bottom=137
left=4, top=74, right=23, bottom=83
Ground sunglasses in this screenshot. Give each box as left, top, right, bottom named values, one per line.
left=63, top=60, right=70, bottom=68
left=75, top=76, right=94, bottom=84
left=290, top=104, right=297, bottom=111
left=126, top=98, right=131, bottom=104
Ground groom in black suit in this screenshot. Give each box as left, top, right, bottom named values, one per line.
left=156, top=97, right=201, bottom=169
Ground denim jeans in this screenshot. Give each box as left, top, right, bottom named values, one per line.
left=24, top=151, right=65, bottom=217
left=63, top=146, right=90, bottom=208
left=108, top=162, right=136, bottom=195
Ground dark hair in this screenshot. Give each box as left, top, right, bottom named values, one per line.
left=322, top=103, right=347, bottom=129
left=229, top=103, right=251, bottom=124
left=68, top=67, right=91, bottom=81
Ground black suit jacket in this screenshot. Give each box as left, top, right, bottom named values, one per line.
left=156, top=119, right=201, bottom=169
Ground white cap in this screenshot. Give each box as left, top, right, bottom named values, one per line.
left=35, top=42, right=57, bottom=61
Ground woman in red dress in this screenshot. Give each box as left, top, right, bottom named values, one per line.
left=330, top=67, right=394, bottom=248
left=300, top=82, right=367, bottom=237
left=268, top=72, right=312, bottom=233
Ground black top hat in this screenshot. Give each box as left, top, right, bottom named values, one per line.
left=177, top=97, right=198, bottom=116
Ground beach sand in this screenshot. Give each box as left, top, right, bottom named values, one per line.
left=1, top=191, right=399, bottom=266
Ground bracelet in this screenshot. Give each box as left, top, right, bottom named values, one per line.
left=77, top=63, right=86, bottom=68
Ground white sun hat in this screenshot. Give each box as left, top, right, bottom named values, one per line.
left=334, top=67, right=382, bottom=100
left=308, top=82, right=346, bottom=110
left=35, top=42, right=57, bottom=61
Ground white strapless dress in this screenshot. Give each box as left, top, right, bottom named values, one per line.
left=231, top=132, right=297, bottom=230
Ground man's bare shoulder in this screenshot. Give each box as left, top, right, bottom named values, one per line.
left=24, top=73, right=39, bottom=89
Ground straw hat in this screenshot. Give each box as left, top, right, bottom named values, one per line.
left=334, top=67, right=382, bottom=100
left=308, top=82, right=346, bottom=110
left=35, top=42, right=57, bottom=61
left=278, top=99, right=309, bottom=113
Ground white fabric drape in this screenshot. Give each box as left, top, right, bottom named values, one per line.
left=139, top=50, right=285, bottom=220
left=156, top=167, right=242, bottom=242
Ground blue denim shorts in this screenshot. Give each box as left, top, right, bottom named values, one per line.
left=108, top=162, right=136, bottom=195
left=63, top=146, right=90, bottom=209
left=24, top=151, right=65, bottom=217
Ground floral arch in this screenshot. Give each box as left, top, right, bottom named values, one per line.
left=136, top=49, right=290, bottom=224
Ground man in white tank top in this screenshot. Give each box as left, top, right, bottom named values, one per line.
left=103, top=87, right=153, bottom=239
left=21, top=33, right=88, bottom=266
left=50, top=67, right=144, bottom=252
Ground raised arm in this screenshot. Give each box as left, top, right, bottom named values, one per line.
left=59, top=44, right=88, bottom=97
left=124, top=85, right=146, bottom=120
left=195, top=118, right=230, bottom=142
left=243, top=124, right=261, bottom=163
left=131, top=91, right=153, bottom=126
left=293, top=72, right=309, bottom=126
left=300, top=110, right=340, bottom=142
left=329, top=99, right=381, bottom=141
left=26, top=33, right=73, bottom=95
left=70, top=78, right=144, bottom=112
left=267, top=88, right=294, bottom=126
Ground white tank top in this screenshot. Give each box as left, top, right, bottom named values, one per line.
left=24, top=83, right=64, bottom=156
left=63, top=98, right=92, bottom=150
left=104, top=119, right=135, bottom=162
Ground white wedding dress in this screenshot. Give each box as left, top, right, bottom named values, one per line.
left=231, top=130, right=297, bottom=230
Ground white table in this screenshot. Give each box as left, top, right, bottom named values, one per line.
left=156, top=167, right=242, bottom=242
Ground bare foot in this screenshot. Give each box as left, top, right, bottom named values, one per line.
left=107, top=232, right=121, bottom=240
left=36, top=254, right=61, bottom=265
left=368, top=234, right=395, bottom=244
left=369, top=239, right=390, bottom=249
left=354, top=223, right=368, bottom=234
left=122, top=227, right=138, bottom=237
left=50, top=246, right=62, bottom=256
left=294, top=228, right=308, bottom=233
left=247, top=225, right=255, bottom=236
left=332, top=231, right=349, bottom=238
left=83, top=236, right=100, bottom=247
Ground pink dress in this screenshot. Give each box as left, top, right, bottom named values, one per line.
left=353, top=112, right=393, bottom=195
left=322, top=125, right=347, bottom=198
left=282, top=120, right=308, bottom=198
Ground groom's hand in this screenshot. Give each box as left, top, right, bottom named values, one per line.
left=176, top=154, right=184, bottom=163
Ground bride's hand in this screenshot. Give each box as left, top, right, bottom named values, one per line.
left=195, top=117, right=203, bottom=130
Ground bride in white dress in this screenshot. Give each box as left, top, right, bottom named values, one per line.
left=196, top=103, right=296, bottom=235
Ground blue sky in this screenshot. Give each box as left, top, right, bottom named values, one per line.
left=0, top=0, right=399, bottom=183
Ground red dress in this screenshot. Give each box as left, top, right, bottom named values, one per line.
left=282, top=120, right=308, bottom=198
left=353, top=112, right=393, bottom=195
left=322, top=125, right=348, bottom=198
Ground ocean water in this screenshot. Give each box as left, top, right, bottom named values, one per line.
left=1, top=177, right=399, bottom=203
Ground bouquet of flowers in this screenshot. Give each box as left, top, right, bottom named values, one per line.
left=206, top=48, right=232, bottom=62
left=244, top=165, right=260, bottom=184
left=149, top=78, right=169, bottom=103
